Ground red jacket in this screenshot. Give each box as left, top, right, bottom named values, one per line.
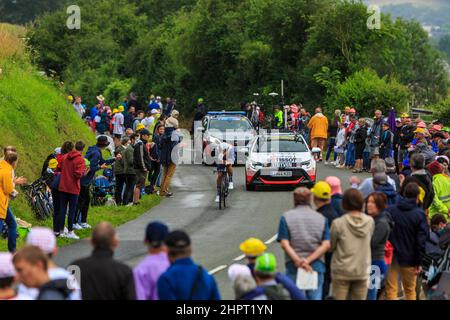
left=58, top=151, right=85, bottom=195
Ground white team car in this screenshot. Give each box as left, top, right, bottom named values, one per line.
left=244, top=132, right=318, bottom=190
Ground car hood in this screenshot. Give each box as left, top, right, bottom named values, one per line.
left=249, top=152, right=312, bottom=165
left=206, top=130, right=255, bottom=142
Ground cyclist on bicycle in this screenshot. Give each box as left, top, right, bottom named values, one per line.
left=215, top=142, right=235, bottom=203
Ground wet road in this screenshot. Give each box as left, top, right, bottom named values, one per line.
left=55, top=162, right=369, bottom=299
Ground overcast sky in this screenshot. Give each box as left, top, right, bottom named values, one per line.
left=365, top=0, right=449, bottom=6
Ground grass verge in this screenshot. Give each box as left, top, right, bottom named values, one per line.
left=0, top=23, right=162, bottom=251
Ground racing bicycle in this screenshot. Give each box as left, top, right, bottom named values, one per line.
left=216, top=168, right=230, bottom=210
left=21, top=176, right=54, bottom=220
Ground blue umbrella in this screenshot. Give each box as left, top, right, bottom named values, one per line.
left=388, top=108, right=397, bottom=133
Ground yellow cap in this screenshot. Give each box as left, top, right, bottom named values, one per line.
left=240, top=238, right=267, bottom=257
left=118, top=105, right=124, bottom=112
left=113, top=108, right=119, bottom=114
left=68, top=95, right=73, bottom=101
left=344, top=106, right=351, bottom=111
left=414, top=128, right=425, bottom=134
left=311, top=181, right=332, bottom=200
left=136, top=123, right=145, bottom=131
left=48, top=159, right=58, bottom=170
left=401, top=113, right=409, bottom=118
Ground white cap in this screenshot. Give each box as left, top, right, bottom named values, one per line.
left=0, top=253, right=15, bottom=278
left=27, top=227, right=57, bottom=254
left=156, top=96, right=161, bottom=100
left=227, top=264, right=252, bottom=282
left=54, top=147, right=61, bottom=155
left=150, top=109, right=158, bottom=114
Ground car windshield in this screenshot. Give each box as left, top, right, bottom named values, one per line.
left=255, top=136, right=309, bottom=153
left=208, top=118, right=253, bottom=131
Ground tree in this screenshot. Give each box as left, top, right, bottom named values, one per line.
left=431, top=98, right=450, bottom=125
left=0, top=0, right=66, bottom=24
left=439, top=34, right=450, bottom=63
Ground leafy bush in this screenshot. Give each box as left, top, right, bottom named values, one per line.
left=322, top=68, right=410, bottom=117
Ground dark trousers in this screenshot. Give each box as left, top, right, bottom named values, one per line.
left=51, top=188, right=61, bottom=232
left=58, top=192, right=79, bottom=232
left=0, top=207, right=17, bottom=252
left=148, top=161, right=161, bottom=192
left=394, top=147, right=400, bottom=174
left=114, top=174, right=126, bottom=205
left=76, top=185, right=90, bottom=224
left=123, top=174, right=136, bottom=205
left=325, top=137, right=336, bottom=161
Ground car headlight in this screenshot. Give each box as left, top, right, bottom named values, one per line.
left=249, top=160, right=263, bottom=170
left=206, top=136, right=221, bottom=145
left=300, top=160, right=312, bottom=168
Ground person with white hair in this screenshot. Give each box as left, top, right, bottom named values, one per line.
left=17, top=227, right=81, bottom=300
left=228, top=264, right=267, bottom=300
left=350, top=159, right=397, bottom=198
left=0, top=253, right=31, bottom=300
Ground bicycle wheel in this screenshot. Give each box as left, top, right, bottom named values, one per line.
left=34, top=195, right=47, bottom=220
left=221, top=176, right=228, bottom=209
left=218, top=185, right=223, bottom=210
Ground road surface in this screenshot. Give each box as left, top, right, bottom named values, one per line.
left=55, top=163, right=369, bottom=299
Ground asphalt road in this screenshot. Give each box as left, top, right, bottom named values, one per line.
left=55, top=162, right=369, bottom=299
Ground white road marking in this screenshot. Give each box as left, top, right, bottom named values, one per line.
left=209, top=265, right=228, bottom=275
left=209, top=234, right=279, bottom=276
left=265, top=234, right=278, bottom=244
left=233, top=254, right=246, bottom=261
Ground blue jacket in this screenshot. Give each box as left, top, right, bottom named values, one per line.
left=275, top=272, right=306, bottom=300
left=148, top=101, right=160, bottom=111
left=331, top=194, right=344, bottom=217
left=80, top=145, right=114, bottom=186
left=386, top=197, right=429, bottom=267
left=375, top=183, right=398, bottom=206
left=90, top=107, right=98, bottom=119
left=157, top=258, right=221, bottom=300
left=160, top=128, right=180, bottom=166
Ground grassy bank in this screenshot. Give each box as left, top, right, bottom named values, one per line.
left=0, top=23, right=160, bottom=250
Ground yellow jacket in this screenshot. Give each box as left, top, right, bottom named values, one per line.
left=307, top=113, right=329, bottom=139
left=0, top=160, right=15, bottom=219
